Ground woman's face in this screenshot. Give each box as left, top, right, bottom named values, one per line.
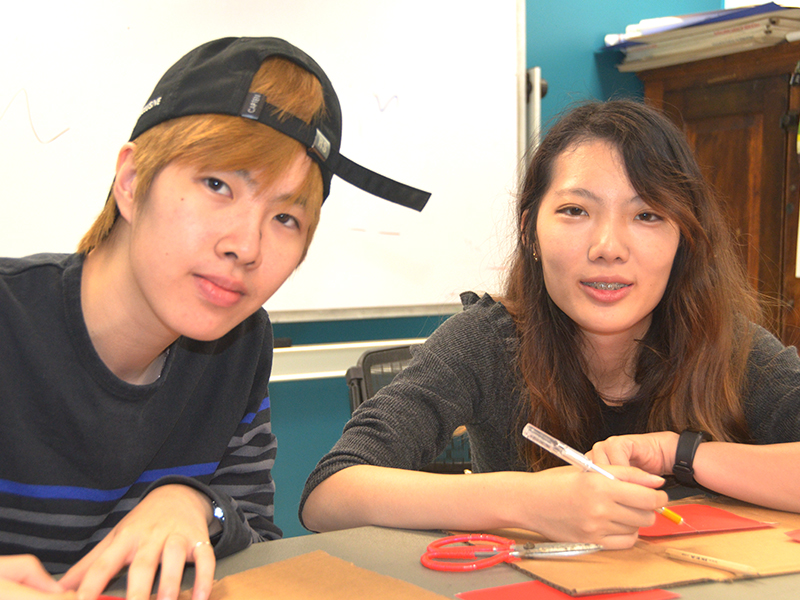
left=535, top=140, right=680, bottom=343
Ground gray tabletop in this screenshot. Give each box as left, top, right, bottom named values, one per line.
left=106, top=525, right=800, bottom=598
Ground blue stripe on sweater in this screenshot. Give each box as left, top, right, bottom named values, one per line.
left=240, top=396, right=270, bottom=424
left=0, top=462, right=219, bottom=501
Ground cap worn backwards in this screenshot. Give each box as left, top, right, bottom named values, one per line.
left=130, top=37, right=430, bottom=211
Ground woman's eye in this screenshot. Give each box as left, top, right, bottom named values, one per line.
left=637, top=211, right=662, bottom=222
left=204, top=178, right=231, bottom=196
left=559, top=206, right=586, bottom=217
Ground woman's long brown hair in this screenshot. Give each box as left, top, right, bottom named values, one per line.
left=503, top=100, right=761, bottom=470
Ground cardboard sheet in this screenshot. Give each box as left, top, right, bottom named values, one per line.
left=639, top=503, right=773, bottom=537
left=456, top=580, right=679, bottom=600
left=175, top=550, right=450, bottom=600
left=479, top=497, right=800, bottom=595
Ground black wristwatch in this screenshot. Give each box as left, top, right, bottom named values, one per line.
left=673, top=429, right=711, bottom=487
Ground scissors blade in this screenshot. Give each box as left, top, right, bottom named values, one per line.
left=517, top=542, right=603, bottom=558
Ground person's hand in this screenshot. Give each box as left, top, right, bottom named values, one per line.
left=0, top=554, right=76, bottom=600
left=59, top=484, right=216, bottom=600
left=588, top=431, right=680, bottom=475
left=511, top=465, right=668, bottom=550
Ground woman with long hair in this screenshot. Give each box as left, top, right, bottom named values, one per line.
left=301, top=99, right=800, bottom=549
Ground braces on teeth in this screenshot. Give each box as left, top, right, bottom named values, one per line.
left=585, top=282, right=628, bottom=290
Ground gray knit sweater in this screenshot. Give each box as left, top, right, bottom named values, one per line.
left=300, top=292, right=800, bottom=525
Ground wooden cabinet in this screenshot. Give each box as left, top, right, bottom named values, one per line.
left=638, top=42, right=800, bottom=348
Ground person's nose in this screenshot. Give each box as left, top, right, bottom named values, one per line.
left=587, top=215, right=629, bottom=263
left=216, top=217, right=263, bottom=268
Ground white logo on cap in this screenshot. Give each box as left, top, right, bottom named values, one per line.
left=140, top=97, right=162, bottom=116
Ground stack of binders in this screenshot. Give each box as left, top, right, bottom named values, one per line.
left=604, top=2, right=800, bottom=73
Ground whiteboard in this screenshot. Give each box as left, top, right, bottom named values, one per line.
left=0, top=0, right=523, bottom=321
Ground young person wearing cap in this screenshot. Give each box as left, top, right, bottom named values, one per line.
left=0, top=37, right=428, bottom=600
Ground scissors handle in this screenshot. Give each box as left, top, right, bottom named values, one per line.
left=421, top=534, right=517, bottom=572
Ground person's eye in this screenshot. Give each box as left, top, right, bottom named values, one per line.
left=275, top=213, right=300, bottom=229
left=636, top=211, right=663, bottom=223
left=558, top=206, right=587, bottom=217
left=203, top=177, right=232, bottom=196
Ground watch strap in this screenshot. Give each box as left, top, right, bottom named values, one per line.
left=673, top=429, right=711, bottom=487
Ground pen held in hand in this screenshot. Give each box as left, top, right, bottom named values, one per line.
left=521, top=423, right=685, bottom=527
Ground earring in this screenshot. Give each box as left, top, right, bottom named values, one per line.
left=532, top=246, right=539, bottom=262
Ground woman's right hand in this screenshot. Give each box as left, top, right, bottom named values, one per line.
left=0, top=555, right=76, bottom=600
left=511, top=465, right=668, bottom=550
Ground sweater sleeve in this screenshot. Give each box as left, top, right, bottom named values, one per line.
left=298, top=292, right=517, bottom=529
left=743, top=325, right=800, bottom=444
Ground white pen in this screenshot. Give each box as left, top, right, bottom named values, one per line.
left=522, top=423, right=685, bottom=526
left=522, top=423, right=616, bottom=479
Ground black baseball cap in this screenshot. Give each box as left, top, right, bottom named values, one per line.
left=130, top=37, right=430, bottom=211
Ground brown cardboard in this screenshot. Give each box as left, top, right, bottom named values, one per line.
left=175, top=549, right=450, bottom=600
left=493, top=497, right=800, bottom=595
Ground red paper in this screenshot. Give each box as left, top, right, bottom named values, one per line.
left=456, top=580, right=679, bottom=600
left=786, top=529, right=800, bottom=542
left=639, top=504, right=772, bottom=537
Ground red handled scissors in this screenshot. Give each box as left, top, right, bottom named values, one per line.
left=421, top=534, right=603, bottom=572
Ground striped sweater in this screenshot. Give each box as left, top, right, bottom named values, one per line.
left=0, top=253, right=281, bottom=572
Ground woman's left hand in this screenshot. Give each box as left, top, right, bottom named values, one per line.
left=588, top=431, right=680, bottom=476
left=58, top=484, right=216, bottom=600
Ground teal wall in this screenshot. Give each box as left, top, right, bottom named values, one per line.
left=269, top=0, right=722, bottom=539
left=530, top=0, right=721, bottom=129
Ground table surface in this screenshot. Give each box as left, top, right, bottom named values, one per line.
left=107, top=525, right=800, bottom=599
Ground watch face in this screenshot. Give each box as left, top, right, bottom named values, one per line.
left=213, top=503, right=225, bottom=522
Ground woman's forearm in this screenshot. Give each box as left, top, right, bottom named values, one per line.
left=302, top=465, right=517, bottom=533
left=692, top=441, right=800, bottom=512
